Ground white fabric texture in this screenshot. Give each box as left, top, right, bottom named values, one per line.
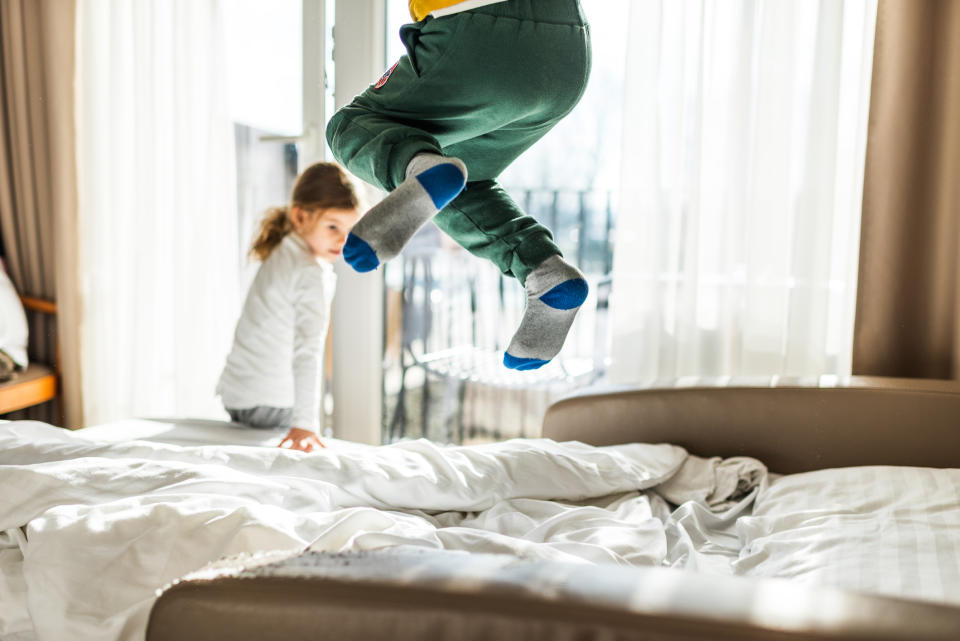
left=654, top=455, right=769, bottom=575
left=608, top=0, right=878, bottom=381
left=423, top=0, right=507, bottom=19
left=0, top=537, right=30, bottom=640
left=735, top=465, right=960, bottom=606
left=77, top=417, right=290, bottom=447
left=217, top=234, right=336, bottom=430
left=75, top=0, right=239, bottom=426
left=657, top=454, right=767, bottom=512
left=0, top=420, right=763, bottom=641
left=0, top=266, right=28, bottom=367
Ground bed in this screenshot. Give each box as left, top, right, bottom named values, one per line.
left=1, top=376, right=959, bottom=640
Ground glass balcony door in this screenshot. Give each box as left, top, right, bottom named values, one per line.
left=381, top=1, right=628, bottom=443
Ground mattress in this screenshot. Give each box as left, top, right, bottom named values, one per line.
left=0, top=419, right=760, bottom=641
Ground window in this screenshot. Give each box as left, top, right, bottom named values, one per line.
left=224, top=0, right=302, bottom=287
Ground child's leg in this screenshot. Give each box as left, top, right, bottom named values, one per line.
left=326, top=2, right=589, bottom=275
left=227, top=406, right=292, bottom=430
left=343, top=152, right=466, bottom=272
left=436, top=181, right=588, bottom=369
left=325, top=18, right=474, bottom=272
left=432, top=3, right=592, bottom=369
left=327, top=1, right=591, bottom=367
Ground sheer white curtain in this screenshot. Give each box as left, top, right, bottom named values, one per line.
left=608, top=0, right=877, bottom=383
left=76, top=0, right=238, bottom=425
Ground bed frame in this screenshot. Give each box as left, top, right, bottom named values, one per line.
left=147, top=376, right=960, bottom=641
left=543, top=375, right=960, bottom=474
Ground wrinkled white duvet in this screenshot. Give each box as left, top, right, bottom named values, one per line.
left=0, top=420, right=764, bottom=641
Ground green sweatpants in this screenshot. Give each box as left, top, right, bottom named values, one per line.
left=325, top=0, right=591, bottom=284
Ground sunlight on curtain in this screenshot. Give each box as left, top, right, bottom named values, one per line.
left=76, top=0, right=238, bottom=425
left=609, top=0, right=877, bottom=382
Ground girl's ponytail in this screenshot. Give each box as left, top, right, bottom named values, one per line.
left=249, top=206, right=293, bottom=262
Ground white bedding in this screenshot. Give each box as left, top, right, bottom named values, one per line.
left=0, top=419, right=761, bottom=641
left=8, top=419, right=956, bottom=641
left=736, top=465, right=960, bottom=605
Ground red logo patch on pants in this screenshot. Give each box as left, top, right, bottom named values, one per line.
left=374, top=62, right=399, bottom=90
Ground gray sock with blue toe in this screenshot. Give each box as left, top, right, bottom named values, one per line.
left=343, top=153, right=467, bottom=272
left=504, top=255, right=589, bottom=370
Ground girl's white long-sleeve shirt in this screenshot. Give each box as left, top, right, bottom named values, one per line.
left=217, top=233, right=336, bottom=431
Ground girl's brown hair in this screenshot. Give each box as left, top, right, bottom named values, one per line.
left=249, top=162, right=359, bottom=261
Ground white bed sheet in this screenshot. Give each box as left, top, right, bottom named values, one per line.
left=735, top=465, right=960, bottom=606
left=0, top=545, right=30, bottom=641
left=0, top=419, right=760, bottom=641
left=73, top=417, right=291, bottom=448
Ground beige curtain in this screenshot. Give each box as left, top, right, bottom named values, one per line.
left=853, top=0, right=960, bottom=380
left=0, top=0, right=81, bottom=424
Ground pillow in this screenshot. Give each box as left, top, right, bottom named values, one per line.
left=734, top=465, right=960, bottom=606
left=0, top=266, right=28, bottom=371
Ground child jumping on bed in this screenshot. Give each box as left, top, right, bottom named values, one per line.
left=326, top=0, right=591, bottom=371
left=217, top=162, right=360, bottom=453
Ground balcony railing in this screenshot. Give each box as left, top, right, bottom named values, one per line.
left=381, top=187, right=616, bottom=444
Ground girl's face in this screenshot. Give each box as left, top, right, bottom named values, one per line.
left=293, top=207, right=360, bottom=262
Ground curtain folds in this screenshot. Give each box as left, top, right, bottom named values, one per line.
left=0, top=0, right=80, bottom=425
left=608, top=0, right=878, bottom=384
left=75, top=0, right=239, bottom=426
left=852, top=0, right=960, bottom=380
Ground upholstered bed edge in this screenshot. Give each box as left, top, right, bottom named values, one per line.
left=147, top=548, right=960, bottom=641
left=542, top=375, right=960, bottom=474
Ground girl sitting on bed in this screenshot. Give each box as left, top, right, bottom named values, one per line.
left=217, top=162, right=360, bottom=452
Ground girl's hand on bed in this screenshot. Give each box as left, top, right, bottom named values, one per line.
left=278, top=427, right=326, bottom=452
